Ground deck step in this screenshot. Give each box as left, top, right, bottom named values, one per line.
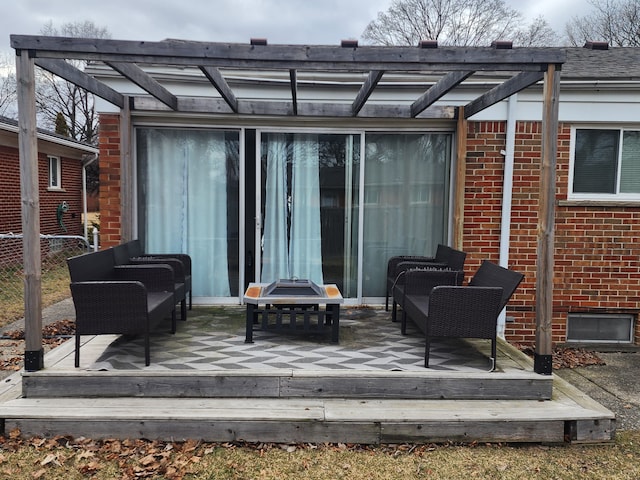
left=21, top=369, right=553, bottom=400
left=0, top=396, right=614, bottom=444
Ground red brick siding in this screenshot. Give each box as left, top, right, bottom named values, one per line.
left=466, top=121, right=640, bottom=345
left=0, top=145, right=83, bottom=236
left=98, top=114, right=122, bottom=248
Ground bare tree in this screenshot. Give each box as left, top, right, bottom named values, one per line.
left=0, top=53, right=17, bottom=118
left=36, top=20, right=111, bottom=145
left=35, top=20, right=111, bottom=196
left=566, top=0, right=640, bottom=46
left=362, top=0, right=560, bottom=46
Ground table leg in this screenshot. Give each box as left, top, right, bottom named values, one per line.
left=329, top=303, right=340, bottom=343
left=245, top=303, right=256, bottom=343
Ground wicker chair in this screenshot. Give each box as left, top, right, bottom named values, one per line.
left=386, top=245, right=467, bottom=314
left=125, top=240, right=193, bottom=310
left=402, top=261, right=524, bottom=370
left=113, top=243, right=188, bottom=321
left=391, top=268, right=464, bottom=322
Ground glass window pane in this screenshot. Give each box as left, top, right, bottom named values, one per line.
left=573, top=129, right=619, bottom=194
left=620, top=131, right=640, bottom=193
left=362, top=133, right=451, bottom=297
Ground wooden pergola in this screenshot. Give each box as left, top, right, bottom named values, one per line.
left=11, top=35, right=565, bottom=374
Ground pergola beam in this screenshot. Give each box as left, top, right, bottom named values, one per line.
left=464, top=70, right=545, bottom=118
left=411, top=71, right=474, bottom=117
left=130, top=95, right=457, bottom=119
left=289, top=69, right=298, bottom=115
left=11, top=35, right=566, bottom=72
left=199, top=66, right=238, bottom=113
left=106, top=61, right=178, bottom=110
left=352, top=70, right=384, bottom=116
left=464, top=72, right=544, bottom=118
left=34, top=58, right=125, bottom=108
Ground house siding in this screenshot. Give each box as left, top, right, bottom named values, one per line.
left=98, top=113, right=640, bottom=346
left=0, top=144, right=83, bottom=236
left=466, top=121, right=640, bottom=345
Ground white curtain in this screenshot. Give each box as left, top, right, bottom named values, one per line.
left=139, top=129, right=231, bottom=297
left=261, top=134, right=290, bottom=281
left=290, top=134, right=324, bottom=284
left=362, top=133, right=451, bottom=297
left=260, top=133, right=324, bottom=284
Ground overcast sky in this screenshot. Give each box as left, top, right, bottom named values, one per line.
left=2, top=0, right=593, bottom=51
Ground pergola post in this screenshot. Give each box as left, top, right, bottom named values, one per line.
left=16, top=49, right=44, bottom=371
left=119, top=96, right=134, bottom=242
left=534, top=64, right=561, bottom=375
left=453, top=106, right=467, bottom=250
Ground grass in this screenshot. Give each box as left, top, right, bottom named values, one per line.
left=0, top=261, right=71, bottom=329
left=0, top=431, right=638, bottom=479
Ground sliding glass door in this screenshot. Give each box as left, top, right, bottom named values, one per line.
left=135, top=126, right=450, bottom=304
left=258, top=132, right=360, bottom=297
left=362, top=133, right=451, bottom=297
left=136, top=128, right=240, bottom=300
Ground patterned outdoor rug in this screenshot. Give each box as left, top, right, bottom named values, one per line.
left=89, top=306, right=495, bottom=372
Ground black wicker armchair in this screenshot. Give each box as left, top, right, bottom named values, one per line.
left=401, top=260, right=524, bottom=370
left=113, top=243, right=188, bottom=321
left=386, top=244, right=467, bottom=313
left=125, top=240, right=193, bottom=310
left=391, top=268, right=464, bottom=322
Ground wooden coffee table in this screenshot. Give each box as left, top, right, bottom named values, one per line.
left=243, top=282, right=343, bottom=343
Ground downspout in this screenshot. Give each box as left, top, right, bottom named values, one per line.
left=82, top=153, right=99, bottom=243
left=497, top=94, right=517, bottom=338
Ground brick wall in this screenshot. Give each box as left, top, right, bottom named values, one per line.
left=98, top=114, right=122, bottom=248
left=465, top=121, right=640, bottom=345
left=0, top=145, right=83, bottom=236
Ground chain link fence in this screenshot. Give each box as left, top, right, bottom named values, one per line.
left=0, top=234, right=93, bottom=328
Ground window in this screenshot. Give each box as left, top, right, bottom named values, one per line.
left=570, top=128, right=640, bottom=199
left=48, top=156, right=61, bottom=189
left=567, top=313, right=634, bottom=344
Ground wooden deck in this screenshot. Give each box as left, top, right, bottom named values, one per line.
left=0, top=307, right=616, bottom=444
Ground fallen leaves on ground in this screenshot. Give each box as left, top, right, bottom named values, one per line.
left=518, top=345, right=606, bottom=369
left=0, top=319, right=75, bottom=371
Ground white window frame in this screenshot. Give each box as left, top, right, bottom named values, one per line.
left=569, top=125, right=640, bottom=201
left=48, top=155, right=62, bottom=190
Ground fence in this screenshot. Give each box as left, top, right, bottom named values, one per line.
left=0, top=234, right=93, bottom=327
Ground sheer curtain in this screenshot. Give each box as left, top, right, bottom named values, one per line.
left=261, top=134, right=290, bottom=281
left=260, top=133, right=324, bottom=284
left=362, top=133, right=451, bottom=297
left=290, top=134, right=323, bottom=284
left=138, top=129, right=231, bottom=297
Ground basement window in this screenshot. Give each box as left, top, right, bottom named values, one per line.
left=566, top=313, right=634, bottom=344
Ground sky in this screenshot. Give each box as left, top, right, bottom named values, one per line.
left=1, top=0, right=594, bottom=52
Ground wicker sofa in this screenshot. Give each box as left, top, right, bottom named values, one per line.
left=401, top=260, right=524, bottom=370
left=67, top=248, right=178, bottom=367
